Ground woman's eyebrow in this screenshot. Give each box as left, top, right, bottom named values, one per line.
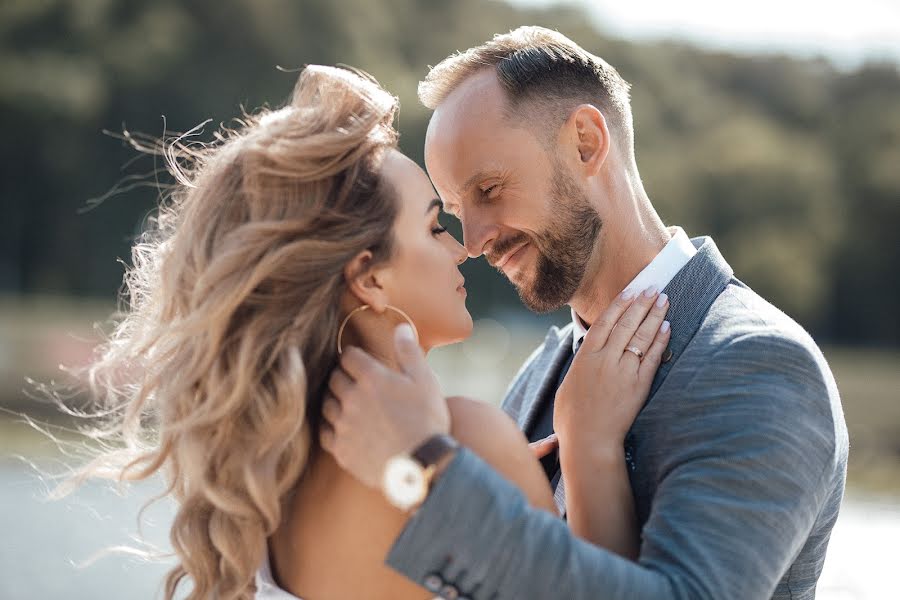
left=425, top=198, right=443, bottom=214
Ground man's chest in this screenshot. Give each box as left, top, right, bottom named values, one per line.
left=625, top=357, right=707, bottom=525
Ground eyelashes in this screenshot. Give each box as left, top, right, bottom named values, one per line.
left=432, top=208, right=449, bottom=235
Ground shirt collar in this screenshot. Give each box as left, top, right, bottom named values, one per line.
left=571, top=226, right=696, bottom=353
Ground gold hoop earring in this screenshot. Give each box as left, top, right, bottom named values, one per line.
left=336, top=304, right=419, bottom=355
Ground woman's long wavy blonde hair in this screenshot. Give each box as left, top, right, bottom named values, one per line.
left=69, top=66, right=400, bottom=599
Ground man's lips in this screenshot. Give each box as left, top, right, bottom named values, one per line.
left=493, top=242, right=529, bottom=271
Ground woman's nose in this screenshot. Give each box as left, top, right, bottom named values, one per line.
left=453, top=237, right=468, bottom=265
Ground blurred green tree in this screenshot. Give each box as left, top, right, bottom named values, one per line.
left=2, top=0, right=898, bottom=345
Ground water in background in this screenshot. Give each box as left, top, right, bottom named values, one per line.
left=1, top=460, right=179, bottom=600
left=2, top=315, right=898, bottom=599
left=3, top=455, right=897, bottom=600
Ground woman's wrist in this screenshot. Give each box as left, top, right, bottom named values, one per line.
left=429, top=447, right=459, bottom=483
left=554, top=403, right=628, bottom=453
left=558, top=435, right=625, bottom=470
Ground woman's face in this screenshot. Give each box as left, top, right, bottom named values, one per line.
left=376, top=149, right=472, bottom=350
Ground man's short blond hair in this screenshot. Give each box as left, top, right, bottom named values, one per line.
left=418, top=26, right=634, bottom=151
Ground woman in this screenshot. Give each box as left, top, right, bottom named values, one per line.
left=74, top=65, right=670, bottom=600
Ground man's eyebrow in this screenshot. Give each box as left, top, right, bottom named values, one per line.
left=425, top=198, right=443, bottom=214
left=456, top=171, right=492, bottom=197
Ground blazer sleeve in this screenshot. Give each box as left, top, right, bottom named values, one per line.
left=385, top=331, right=845, bottom=600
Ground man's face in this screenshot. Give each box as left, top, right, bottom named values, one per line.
left=424, top=71, right=601, bottom=313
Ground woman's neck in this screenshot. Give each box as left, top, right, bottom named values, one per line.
left=310, top=307, right=428, bottom=485
left=339, top=308, right=427, bottom=370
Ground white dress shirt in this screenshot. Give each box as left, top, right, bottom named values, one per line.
left=571, top=226, right=696, bottom=352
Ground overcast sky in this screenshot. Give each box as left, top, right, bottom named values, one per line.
left=506, top=0, right=900, bottom=68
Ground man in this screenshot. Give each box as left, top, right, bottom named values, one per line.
left=321, top=27, right=847, bottom=599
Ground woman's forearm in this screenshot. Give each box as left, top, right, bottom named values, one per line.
left=559, top=440, right=639, bottom=560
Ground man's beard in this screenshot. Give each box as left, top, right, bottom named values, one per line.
left=492, top=164, right=602, bottom=313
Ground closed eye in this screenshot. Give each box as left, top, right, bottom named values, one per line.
left=479, top=183, right=503, bottom=202
left=431, top=205, right=448, bottom=236
left=426, top=197, right=447, bottom=235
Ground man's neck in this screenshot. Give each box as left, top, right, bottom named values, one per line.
left=569, top=212, right=671, bottom=328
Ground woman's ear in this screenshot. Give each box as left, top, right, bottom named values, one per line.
left=343, top=250, right=389, bottom=312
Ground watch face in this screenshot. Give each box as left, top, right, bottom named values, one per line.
left=383, top=455, right=427, bottom=510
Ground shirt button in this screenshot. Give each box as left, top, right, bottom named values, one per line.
left=423, top=574, right=443, bottom=593
left=624, top=432, right=637, bottom=472
left=662, top=348, right=673, bottom=363
left=440, top=584, right=460, bottom=599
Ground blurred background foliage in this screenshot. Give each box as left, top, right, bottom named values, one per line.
left=2, top=0, right=899, bottom=345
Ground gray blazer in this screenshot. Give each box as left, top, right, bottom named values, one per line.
left=387, top=236, right=848, bottom=600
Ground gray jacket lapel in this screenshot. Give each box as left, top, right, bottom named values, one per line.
left=555, top=236, right=737, bottom=518
left=518, top=326, right=574, bottom=439
left=647, top=236, right=736, bottom=399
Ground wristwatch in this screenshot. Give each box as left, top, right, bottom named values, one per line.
left=382, top=434, right=459, bottom=511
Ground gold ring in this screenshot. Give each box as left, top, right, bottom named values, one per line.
left=624, top=346, right=644, bottom=360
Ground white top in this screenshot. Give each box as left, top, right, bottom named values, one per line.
left=255, top=552, right=304, bottom=600
left=571, top=226, right=696, bottom=353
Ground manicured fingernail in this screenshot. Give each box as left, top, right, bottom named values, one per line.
left=396, top=323, right=415, bottom=342
left=661, top=320, right=671, bottom=333
left=621, top=288, right=637, bottom=300
left=656, top=293, right=668, bottom=308
left=643, top=286, right=658, bottom=298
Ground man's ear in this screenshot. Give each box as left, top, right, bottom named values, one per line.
left=567, top=104, right=610, bottom=176
left=343, top=250, right=389, bottom=312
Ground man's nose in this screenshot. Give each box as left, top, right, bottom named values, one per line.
left=461, top=216, right=499, bottom=258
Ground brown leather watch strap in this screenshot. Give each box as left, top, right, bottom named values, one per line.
left=411, top=433, right=459, bottom=469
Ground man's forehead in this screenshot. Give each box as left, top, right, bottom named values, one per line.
left=424, top=71, right=515, bottom=205
left=425, top=133, right=495, bottom=200
left=445, top=68, right=504, bottom=108
left=429, top=70, right=506, bottom=135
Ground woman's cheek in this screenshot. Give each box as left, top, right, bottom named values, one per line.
left=403, top=246, right=440, bottom=307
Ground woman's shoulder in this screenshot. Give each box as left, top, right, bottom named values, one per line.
left=446, top=396, right=556, bottom=514
left=446, top=395, right=516, bottom=435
